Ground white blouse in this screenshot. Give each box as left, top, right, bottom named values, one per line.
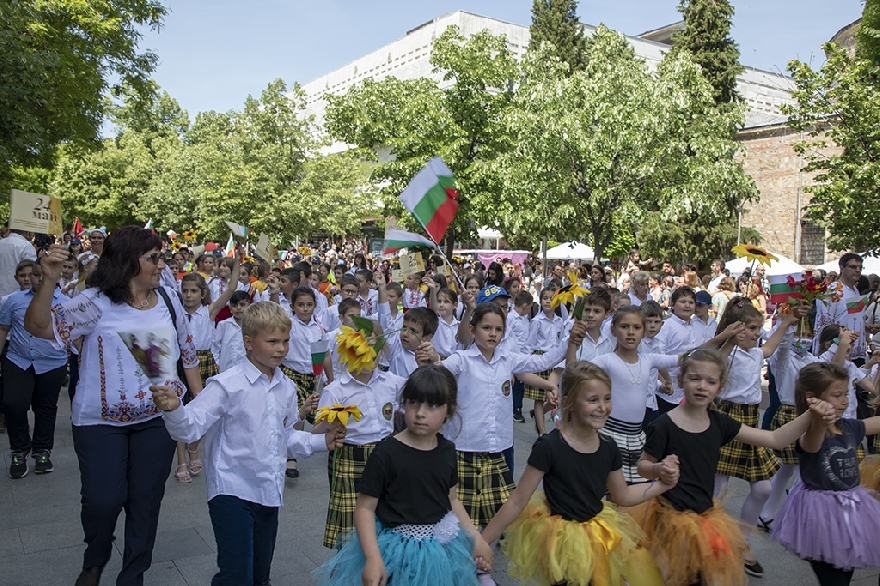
left=51, top=286, right=197, bottom=427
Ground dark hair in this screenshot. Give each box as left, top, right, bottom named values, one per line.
left=437, top=287, right=457, bottom=303
left=671, top=286, right=696, bottom=305
left=90, top=226, right=163, bottom=304
left=353, top=253, right=367, bottom=270
left=399, top=364, right=458, bottom=417
left=432, top=273, right=448, bottom=289
left=463, top=274, right=484, bottom=290
left=794, top=362, right=849, bottom=415
left=486, top=262, right=505, bottom=286
left=293, top=261, right=312, bottom=278
left=15, top=259, right=36, bottom=274
left=337, top=298, right=361, bottom=316
left=195, top=253, right=215, bottom=271
left=403, top=307, right=439, bottom=337
left=640, top=300, right=663, bottom=319
left=181, top=272, right=211, bottom=305
left=817, top=323, right=841, bottom=350
left=255, top=260, right=271, bottom=279
left=715, top=295, right=763, bottom=336
left=340, top=275, right=360, bottom=290
left=386, top=282, right=403, bottom=296
left=355, top=269, right=373, bottom=283
left=291, top=286, right=316, bottom=304
left=583, top=288, right=612, bottom=312
left=470, top=303, right=506, bottom=333
left=230, top=290, right=250, bottom=305
left=280, top=267, right=301, bottom=284
left=506, top=276, right=522, bottom=289
left=838, top=253, right=862, bottom=271
left=514, top=290, right=534, bottom=306
left=611, top=305, right=645, bottom=328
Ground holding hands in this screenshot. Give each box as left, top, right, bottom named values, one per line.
left=806, top=397, right=837, bottom=427
left=150, top=385, right=180, bottom=412
left=657, top=454, right=680, bottom=486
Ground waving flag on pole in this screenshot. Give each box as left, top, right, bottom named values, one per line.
left=224, top=221, right=249, bottom=238
left=382, top=228, right=436, bottom=256
left=398, top=157, right=458, bottom=243
left=224, top=233, right=235, bottom=258
left=144, top=219, right=154, bottom=232
left=73, top=217, right=84, bottom=237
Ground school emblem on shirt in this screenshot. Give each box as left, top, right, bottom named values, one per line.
left=501, top=380, right=511, bottom=397
left=382, top=402, right=393, bottom=420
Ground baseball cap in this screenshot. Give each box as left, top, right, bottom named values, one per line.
left=477, top=285, right=510, bottom=304
left=695, top=290, right=712, bottom=305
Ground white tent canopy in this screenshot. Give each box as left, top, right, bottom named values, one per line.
left=725, top=252, right=805, bottom=278
left=545, top=241, right=595, bottom=261
left=815, top=253, right=880, bottom=276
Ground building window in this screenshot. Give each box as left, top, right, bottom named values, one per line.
left=800, top=220, right=825, bottom=265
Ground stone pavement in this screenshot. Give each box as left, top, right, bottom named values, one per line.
left=1, top=394, right=878, bottom=586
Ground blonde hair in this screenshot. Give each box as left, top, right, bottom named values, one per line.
left=678, top=348, right=729, bottom=397
left=560, top=361, right=612, bottom=422
left=241, top=301, right=292, bottom=339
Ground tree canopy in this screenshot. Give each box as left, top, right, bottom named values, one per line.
left=528, top=0, right=590, bottom=74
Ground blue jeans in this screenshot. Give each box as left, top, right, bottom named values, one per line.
left=208, top=495, right=279, bottom=586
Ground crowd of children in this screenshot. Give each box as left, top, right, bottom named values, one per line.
left=6, top=228, right=880, bottom=586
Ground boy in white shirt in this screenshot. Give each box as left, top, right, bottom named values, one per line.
left=152, top=302, right=345, bottom=586
left=211, top=291, right=250, bottom=372
left=508, top=290, right=534, bottom=423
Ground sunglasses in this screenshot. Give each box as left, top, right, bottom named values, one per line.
left=140, top=253, right=163, bottom=265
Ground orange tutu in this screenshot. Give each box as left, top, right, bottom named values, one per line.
left=627, top=497, right=749, bottom=586
left=860, top=455, right=880, bottom=495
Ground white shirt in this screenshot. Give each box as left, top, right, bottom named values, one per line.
left=51, top=286, right=197, bottom=427
left=318, top=368, right=405, bottom=445
left=814, top=281, right=867, bottom=360
left=639, top=336, right=662, bottom=410
left=506, top=312, right=531, bottom=354
left=185, top=305, right=214, bottom=351
left=162, top=359, right=327, bottom=507
left=692, top=316, right=717, bottom=345
left=359, top=289, right=379, bottom=318
left=574, top=328, right=616, bottom=363
left=590, top=352, right=677, bottom=424
left=402, top=287, right=426, bottom=309
left=442, top=340, right=569, bottom=452
left=719, top=346, right=764, bottom=404
left=768, top=325, right=824, bottom=405
left=529, top=311, right=565, bottom=352
left=0, top=233, right=36, bottom=297
left=433, top=315, right=461, bottom=358
left=378, top=301, right=404, bottom=333
left=283, top=315, right=326, bottom=374
left=212, top=318, right=246, bottom=373
left=654, top=314, right=699, bottom=404
left=208, top=277, right=229, bottom=305
left=708, top=275, right=724, bottom=295
left=385, top=330, right=418, bottom=379
left=628, top=291, right=649, bottom=307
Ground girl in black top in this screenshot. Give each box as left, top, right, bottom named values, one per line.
left=314, top=364, right=492, bottom=586
left=481, top=361, right=679, bottom=586
left=635, top=349, right=835, bottom=586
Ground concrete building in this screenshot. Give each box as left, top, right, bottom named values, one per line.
left=299, top=11, right=846, bottom=264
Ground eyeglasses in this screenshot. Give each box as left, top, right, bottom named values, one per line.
left=341, top=288, right=359, bottom=295
left=140, top=253, right=163, bottom=265
left=845, top=264, right=863, bottom=270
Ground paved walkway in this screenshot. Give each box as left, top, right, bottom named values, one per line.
left=1, top=393, right=878, bottom=585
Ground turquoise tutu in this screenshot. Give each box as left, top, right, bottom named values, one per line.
left=314, top=512, right=479, bottom=586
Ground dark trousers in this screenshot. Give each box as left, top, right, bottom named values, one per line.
left=512, top=377, right=525, bottom=412
left=761, top=366, right=779, bottom=430
left=72, top=417, right=176, bottom=586
left=502, top=446, right=514, bottom=475
left=2, top=359, right=66, bottom=453
left=809, top=560, right=853, bottom=586
left=208, top=495, right=279, bottom=586
left=68, top=352, right=80, bottom=403
left=657, top=398, right=677, bottom=414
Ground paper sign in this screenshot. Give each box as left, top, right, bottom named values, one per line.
left=255, top=234, right=277, bottom=261
left=398, top=254, right=424, bottom=278
left=9, top=190, right=62, bottom=235
left=391, top=269, right=405, bottom=282
left=435, top=264, right=450, bottom=277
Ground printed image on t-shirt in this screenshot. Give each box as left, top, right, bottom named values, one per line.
left=118, top=327, right=176, bottom=383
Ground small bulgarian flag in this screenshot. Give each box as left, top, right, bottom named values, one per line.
left=73, top=217, right=84, bottom=237
left=224, top=233, right=235, bottom=258
left=398, top=157, right=458, bottom=243
left=847, top=295, right=870, bottom=314
left=382, top=228, right=436, bottom=256
left=224, top=221, right=249, bottom=238
left=769, top=273, right=802, bottom=304
left=311, top=338, right=330, bottom=376
left=166, top=229, right=178, bottom=240
left=144, top=218, right=154, bottom=231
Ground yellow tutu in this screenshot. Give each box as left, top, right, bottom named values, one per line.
left=860, top=455, right=880, bottom=495
left=627, top=497, right=748, bottom=586
left=501, top=493, right=664, bottom=586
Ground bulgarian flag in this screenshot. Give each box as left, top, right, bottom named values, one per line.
left=166, top=229, right=178, bottom=240
left=847, top=295, right=870, bottom=314
left=224, top=233, right=236, bottom=258
left=398, top=157, right=458, bottom=243
left=144, top=219, right=154, bottom=230
left=769, top=273, right=802, bottom=304
left=311, top=339, right=330, bottom=376
left=382, top=228, right=436, bottom=256
left=224, top=221, right=250, bottom=238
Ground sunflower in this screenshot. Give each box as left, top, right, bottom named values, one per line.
left=314, top=404, right=363, bottom=426
left=731, top=244, right=778, bottom=266
left=183, top=229, right=198, bottom=242
left=171, top=241, right=182, bottom=252
left=336, top=326, right=378, bottom=374
left=551, top=272, right=590, bottom=309
left=244, top=255, right=257, bottom=265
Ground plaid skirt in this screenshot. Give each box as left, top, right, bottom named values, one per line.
left=524, top=350, right=549, bottom=400
left=770, top=404, right=799, bottom=465
left=324, top=442, right=377, bottom=549
left=280, top=366, right=316, bottom=408
left=716, top=400, right=780, bottom=482
left=183, top=350, right=219, bottom=404
left=457, top=450, right=515, bottom=528
left=602, top=418, right=648, bottom=485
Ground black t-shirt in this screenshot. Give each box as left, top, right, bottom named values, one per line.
left=797, top=418, right=865, bottom=491
left=527, top=429, right=622, bottom=522
left=358, top=433, right=458, bottom=527
left=643, top=411, right=741, bottom=514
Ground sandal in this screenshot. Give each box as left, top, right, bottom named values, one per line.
left=188, top=448, right=202, bottom=476
left=757, top=516, right=773, bottom=532
left=175, top=463, right=192, bottom=483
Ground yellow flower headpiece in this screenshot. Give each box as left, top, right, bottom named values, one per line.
left=731, top=244, right=777, bottom=266
left=314, top=404, right=363, bottom=426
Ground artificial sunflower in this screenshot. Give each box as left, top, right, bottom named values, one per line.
left=731, top=244, right=778, bottom=266
left=244, top=255, right=257, bottom=265
left=183, top=228, right=198, bottom=242
left=171, top=241, right=182, bottom=252
left=336, top=326, right=378, bottom=374
left=314, top=404, right=363, bottom=426
left=551, top=272, right=590, bottom=309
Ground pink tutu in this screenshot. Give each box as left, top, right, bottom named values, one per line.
left=772, top=479, right=880, bottom=570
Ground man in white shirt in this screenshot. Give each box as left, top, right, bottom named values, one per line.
left=0, top=229, right=35, bottom=297
left=814, top=253, right=868, bottom=363
left=707, top=259, right=725, bottom=294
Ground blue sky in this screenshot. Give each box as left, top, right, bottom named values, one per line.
left=142, top=1, right=864, bottom=117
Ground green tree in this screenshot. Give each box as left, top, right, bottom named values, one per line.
left=639, top=213, right=761, bottom=268
left=0, top=0, right=166, bottom=172
left=492, top=25, right=756, bottom=261
left=325, top=26, right=518, bottom=255
left=528, top=0, right=590, bottom=74
left=858, top=0, right=880, bottom=66
left=785, top=42, right=880, bottom=253
left=672, top=0, right=744, bottom=110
